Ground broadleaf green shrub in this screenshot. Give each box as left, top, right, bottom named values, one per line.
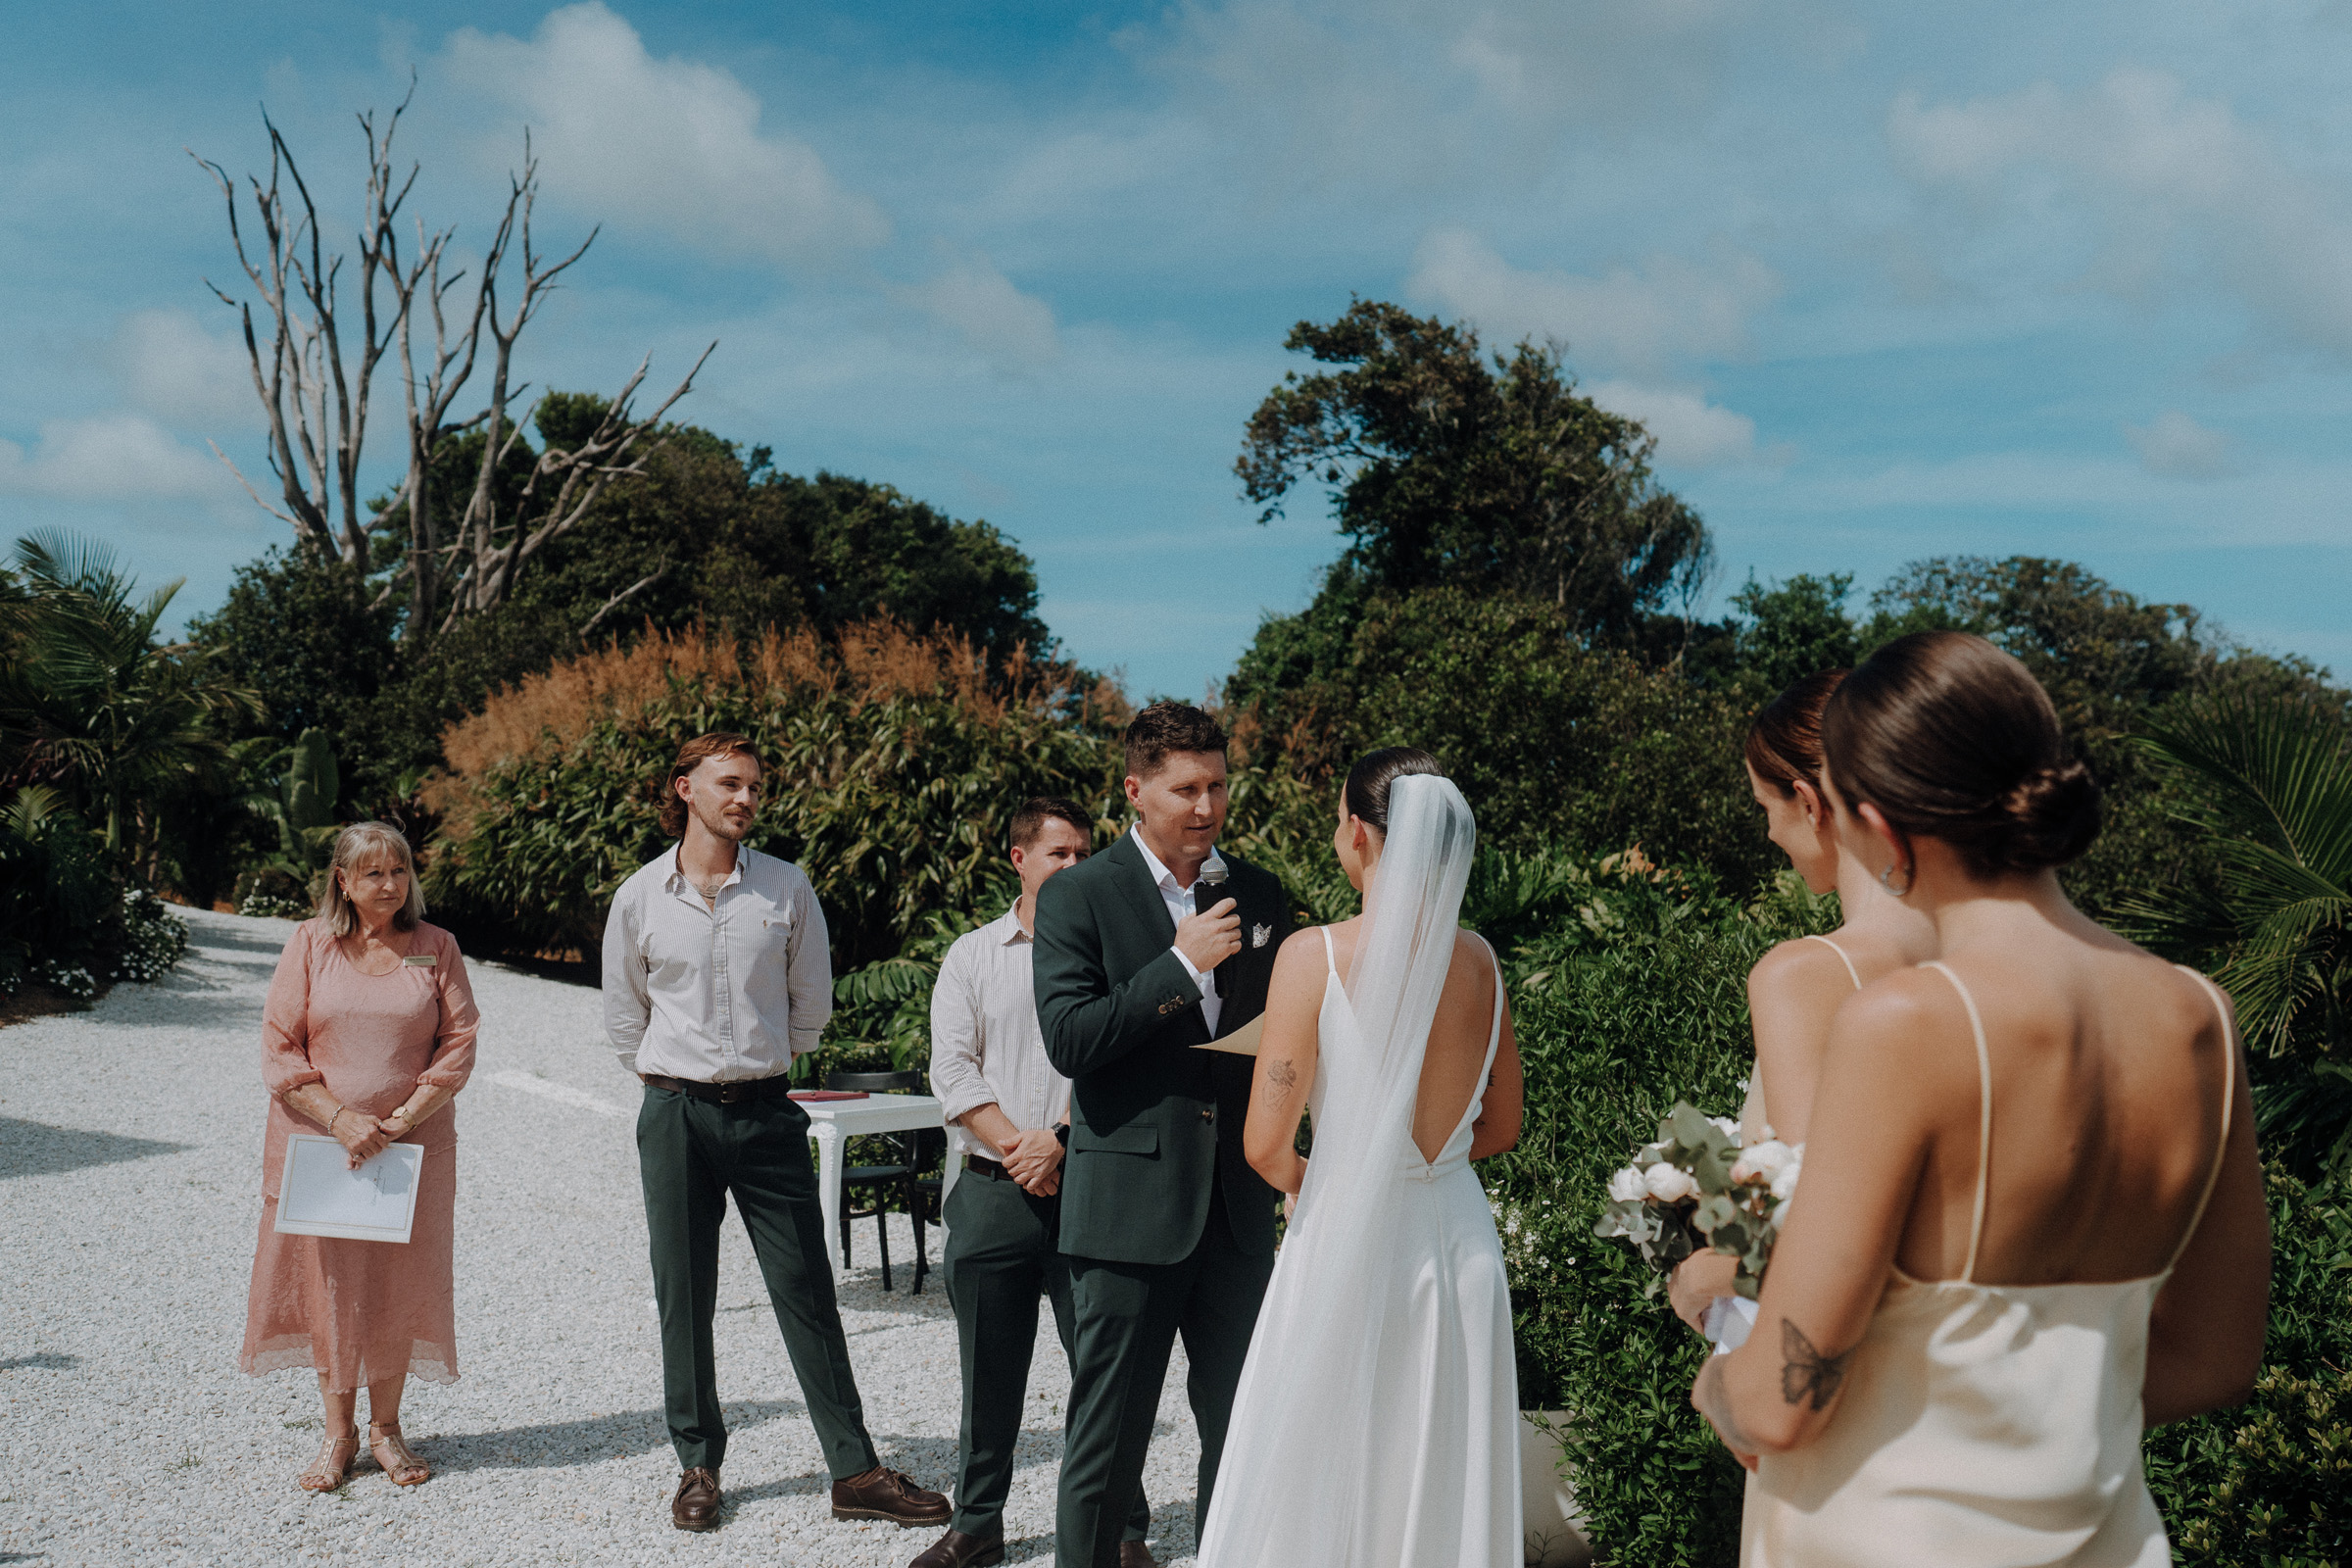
left=0, top=789, right=189, bottom=998
left=424, top=621, right=1126, bottom=978
left=2149, top=1166, right=2352, bottom=1565
left=1482, top=865, right=1829, bottom=1567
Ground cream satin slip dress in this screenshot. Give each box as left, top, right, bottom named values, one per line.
left=1740, top=960, right=2235, bottom=1568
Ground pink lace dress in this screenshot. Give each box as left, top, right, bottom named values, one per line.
left=239, top=920, right=479, bottom=1391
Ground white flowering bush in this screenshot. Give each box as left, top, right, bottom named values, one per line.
left=1594, top=1102, right=1800, bottom=1298
left=112, top=890, right=190, bottom=981
left=29, top=957, right=99, bottom=1000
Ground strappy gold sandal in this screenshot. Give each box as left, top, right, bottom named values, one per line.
left=298, top=1430, right=360, bottom=1492
left=367, top=1421, right=431, bottom=1487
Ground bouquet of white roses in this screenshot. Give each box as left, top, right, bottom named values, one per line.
left=1592, top=1102, right=1802, bottom=1299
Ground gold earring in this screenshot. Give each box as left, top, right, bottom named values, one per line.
left=1879, top=861, right=1913, bottom=897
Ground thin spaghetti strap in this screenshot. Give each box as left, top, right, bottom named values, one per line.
left=2165, top=968, right=2239, bottom=1273
left=1473, top=933, right=1504, bottom=1068
left=1922, top=961, right=1994, bottom=1284
left=1805, top=933, right=1864, bottom=991
left=1319, top=925, right=1338, bottom=979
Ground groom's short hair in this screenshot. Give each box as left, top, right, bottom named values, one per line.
left=1124, top=701, right=1227, bottom=781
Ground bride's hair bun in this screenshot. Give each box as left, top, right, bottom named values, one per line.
left=1821, top=632, right=2102, bottom=877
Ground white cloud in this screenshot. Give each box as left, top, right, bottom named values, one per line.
left=108, top=308, right=256, bottom=430
left=0, top=413, right=237, bottom=503
left=1139, top=0, right=1759, bottom=189
left=2126, top=410, right=2236, bottom=480
left=1888, top=68, right=2352, bottom=360
left=1585, top=380, right=1759, bottom=468
left=897, top=252, right=1061, bottom=368
left=1409, top=228, right=1778, bottom=378
left=1404, top=229, right=1773, bottom=466
left=441, top=2, right=890, bottom=269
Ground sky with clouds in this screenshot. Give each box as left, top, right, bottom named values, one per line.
left=4, top=0, right=2350, bottom=698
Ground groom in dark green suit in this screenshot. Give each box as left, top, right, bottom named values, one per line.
left=1033, top=702, right=1294, bottom=1568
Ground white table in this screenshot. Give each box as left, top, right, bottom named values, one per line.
left=800, top=1092, right=956, bottom=1275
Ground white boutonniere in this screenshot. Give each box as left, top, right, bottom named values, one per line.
left=1252, top=923, right=1272, bottom=949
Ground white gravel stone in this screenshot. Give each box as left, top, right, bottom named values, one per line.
left=0, top=908, right=1203, bottom=1567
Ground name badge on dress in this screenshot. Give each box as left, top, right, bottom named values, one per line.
left=404, top=954, right=437, bottom=966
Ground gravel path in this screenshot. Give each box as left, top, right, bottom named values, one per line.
left=0, top=907, right=1204, bottom=1568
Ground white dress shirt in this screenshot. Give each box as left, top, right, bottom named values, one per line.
left=602, top=845, right=833, bottom=1081
left=1132, top=825, right=1222, bottom=1037
left=926, top=905, right=1070, bottom=1162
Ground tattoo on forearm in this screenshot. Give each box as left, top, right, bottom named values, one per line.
left=1780, top=1321, right=1854, bottom=1410
left=1262, top=1058, right=1298, bottom=1098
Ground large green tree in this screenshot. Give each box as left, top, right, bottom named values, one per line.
left=1236, top=299, right=1713, bottom=646
left=194, top=406, right=1053, bottom=809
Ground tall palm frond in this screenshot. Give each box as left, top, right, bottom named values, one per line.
left=0, top=531, right=260, bottom=861
left=2126, top=691, right=2352, bottom=1059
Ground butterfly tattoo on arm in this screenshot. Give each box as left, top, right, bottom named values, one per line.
left=1780, top=1320, right=1856, bottom=1410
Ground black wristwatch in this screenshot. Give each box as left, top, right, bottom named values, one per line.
left=1054, top=1124, right=1071, bottom=1148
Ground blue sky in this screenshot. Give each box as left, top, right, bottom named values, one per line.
left=5, top=1, right=2350, bottom=698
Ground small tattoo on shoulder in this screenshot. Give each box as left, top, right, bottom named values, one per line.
left=1780, top=1320, right=1854, bottom=1411
left=1263, top=1059, right=1298, bottom=1094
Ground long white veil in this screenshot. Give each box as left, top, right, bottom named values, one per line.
left=1197, top=772, right=1479, bottom=1568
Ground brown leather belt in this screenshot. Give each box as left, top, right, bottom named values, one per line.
left=964, top=1153, right=1012, bottom=1181
left=641, top=1073, right=793, bottom=1104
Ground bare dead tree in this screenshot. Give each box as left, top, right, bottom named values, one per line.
left=192, top=86, right=423, bottom=565
left=193, top=93, right=715, bottom=637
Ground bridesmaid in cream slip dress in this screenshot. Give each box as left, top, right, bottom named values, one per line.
left=1693, top=633, right=2271, bottom=1567
left=1669, top=669, right=1936, bottom=1348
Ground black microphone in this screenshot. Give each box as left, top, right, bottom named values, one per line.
left=1196, top=851, right=1233, bottom=1000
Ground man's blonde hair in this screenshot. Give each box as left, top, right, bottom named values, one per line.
left=320, top=821, right=426, bottom=936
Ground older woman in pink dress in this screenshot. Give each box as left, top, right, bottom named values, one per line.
left=240, top=821, right=480, bottom=1492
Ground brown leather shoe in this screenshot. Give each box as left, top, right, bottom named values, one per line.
left=832, top=1464, right=953, bottom=1526
left=1119, top=1542, right=1159, bottom=1568
left=907, top=1529, right=1005, bottom=1568
left=671, top=1467, right=721, bottom=1532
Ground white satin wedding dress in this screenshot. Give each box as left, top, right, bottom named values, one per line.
left=1197, top=775, right=1521, bottom=1568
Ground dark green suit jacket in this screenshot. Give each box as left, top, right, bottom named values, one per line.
left=1033, top=832, right=1295, bottom=1266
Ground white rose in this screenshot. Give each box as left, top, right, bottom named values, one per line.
left=1642, top=1162, right=1698, bottom=1202
left=1709, top=1115, right=1741, bottom=1142
left=1606, top=1166, right=1647, bottom=1203
left=1731, top=1139, right=1794, bottom=1186
left=1770, top=1153, right=1803, bottom=1204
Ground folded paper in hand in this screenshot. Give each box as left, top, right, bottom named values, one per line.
left=1194, top=1014, right=1265, bottom=1057
left=272, top=1134, right=423, bottom=1244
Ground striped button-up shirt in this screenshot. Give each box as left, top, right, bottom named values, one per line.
left=601, top=845, right=832, bottom=1082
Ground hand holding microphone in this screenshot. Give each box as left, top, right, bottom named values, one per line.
left=1174, top=851, right=1243, bottom=976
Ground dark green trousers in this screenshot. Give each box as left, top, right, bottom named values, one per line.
left=637, top=1085, right=879, bottom=1479
left=1055, top=1182, right=1272, bottom=1568
left=943, top=1169, right=1151, bottom=1544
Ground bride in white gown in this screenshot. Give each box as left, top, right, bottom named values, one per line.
left=1197, top=749, right=1525, bottom=1568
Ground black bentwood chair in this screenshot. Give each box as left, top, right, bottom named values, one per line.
left=822, top=1070, right=946, bottom=1294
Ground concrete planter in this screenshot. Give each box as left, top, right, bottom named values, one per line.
left=1521, top=1411, right=1593, bottom=1567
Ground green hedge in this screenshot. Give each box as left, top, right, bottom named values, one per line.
left=1486, top=866, right=1827, bottom=1567
left=2148, top=1166, right=2352, bottom=1566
